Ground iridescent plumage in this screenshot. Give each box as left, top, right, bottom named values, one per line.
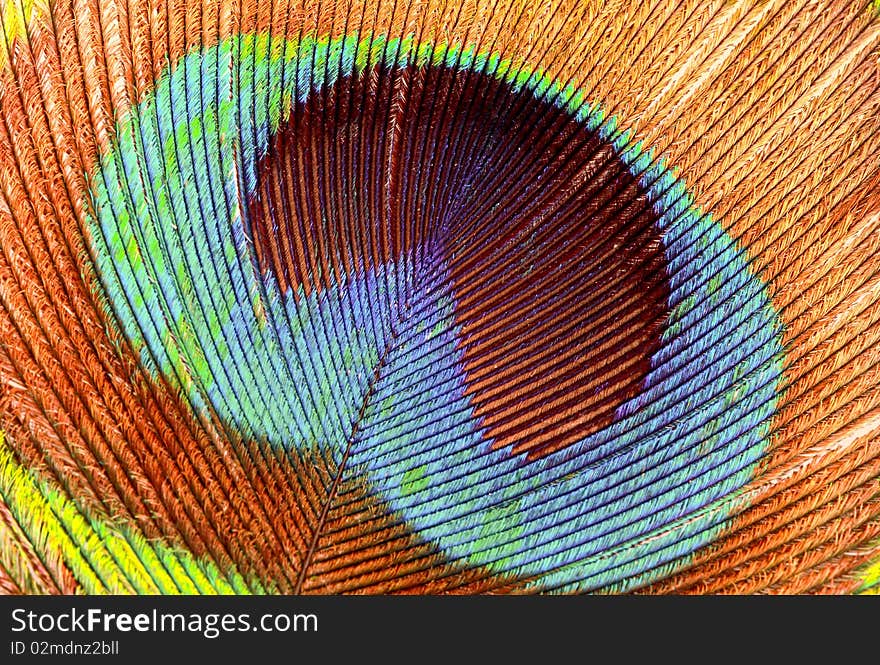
left=0, top=0, right=878, bottom=594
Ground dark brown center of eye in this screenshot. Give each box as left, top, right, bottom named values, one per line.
left=248, top=63, right=670, bottom=459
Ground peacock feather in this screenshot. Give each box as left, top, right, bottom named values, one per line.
left=0, top=0, right=878, bottom=594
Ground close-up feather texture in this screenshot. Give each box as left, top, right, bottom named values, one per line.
left=0, top=0, right=878, bottom=595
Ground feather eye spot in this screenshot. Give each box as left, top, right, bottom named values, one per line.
left=85, top=33, right=785, bottom=591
